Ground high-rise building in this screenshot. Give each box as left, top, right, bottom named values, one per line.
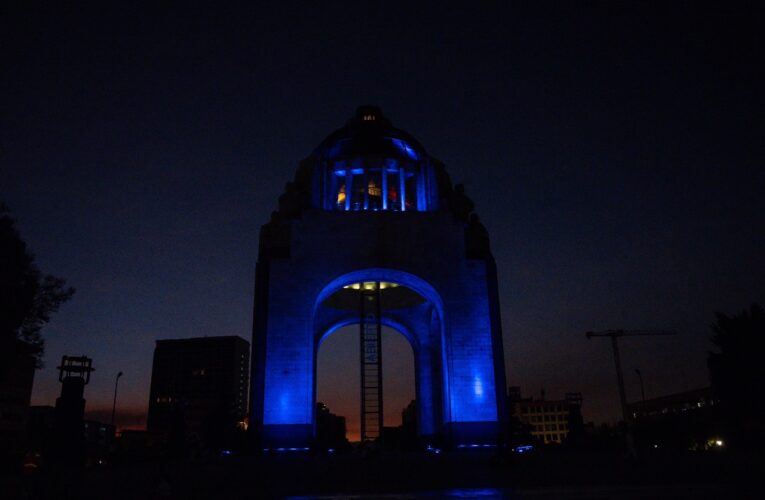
left=147, top=336, right=249, bottom=444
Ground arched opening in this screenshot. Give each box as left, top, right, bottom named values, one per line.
left=312, top=271, right=446, bottom=448
left=316, top=324, right=416, bottom=447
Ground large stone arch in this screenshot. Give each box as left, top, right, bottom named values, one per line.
left=311, top=269, right=447, bottom=439
left=250, top=107, right=507, bottom=449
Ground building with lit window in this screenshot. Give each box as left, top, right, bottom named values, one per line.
left=628, top=387, right=723, bottom=450
left=251, top=106, right=507, bottom=449
left=508, top=387, right=583, bottom=444
left=147, top=336, right=249, bottom=445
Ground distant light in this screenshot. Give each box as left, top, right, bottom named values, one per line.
left=513, top=445, right=533, bottom=454
left=653, top=444, right=658, bottom=449
left=715, top=440, right=723, bottom=447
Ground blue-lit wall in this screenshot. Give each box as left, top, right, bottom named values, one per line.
left=252, top=210, right=506, bottom=448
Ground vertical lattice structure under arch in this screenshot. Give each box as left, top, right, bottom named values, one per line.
left=359, top=283, right=383, bottom=443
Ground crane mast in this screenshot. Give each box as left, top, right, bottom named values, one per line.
left=585, top=329, right=676, bottom=423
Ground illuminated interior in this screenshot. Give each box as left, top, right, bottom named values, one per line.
left=322, top=281, right=425, bottom=311
left=325, top=160, right=425, bottom=212
left=343, top=281, right=399, bottom=290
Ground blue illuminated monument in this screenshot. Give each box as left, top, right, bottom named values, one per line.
left=250, top=107, right=507, bottom=448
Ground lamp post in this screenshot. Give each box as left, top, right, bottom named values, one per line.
left=111, top=371, right=123, bottom=428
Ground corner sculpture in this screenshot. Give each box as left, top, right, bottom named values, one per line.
left=250, top=106, right=507, bottom=448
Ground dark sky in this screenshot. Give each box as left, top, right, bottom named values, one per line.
left=2, top=2, right=763, bottom=432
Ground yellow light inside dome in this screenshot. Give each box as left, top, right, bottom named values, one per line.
left=342, top=281, right=399, bottom=290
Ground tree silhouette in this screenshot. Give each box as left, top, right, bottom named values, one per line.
left=707, top=303, right=765, bottom=449
left=0, top=203, right=74, bottom=366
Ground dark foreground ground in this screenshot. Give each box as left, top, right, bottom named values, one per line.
left=3, top=448, right=763, bottom=499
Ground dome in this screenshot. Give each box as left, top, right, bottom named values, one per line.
left=306, top=106, right=440, bottom=213
left=314, top=106, right=426, bottom=162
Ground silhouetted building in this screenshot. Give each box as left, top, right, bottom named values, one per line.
left=628, top=387, right=717, bottom=420
left=83, top=419, right=115, bottom=448
left=147, top=336, right=249, bottom=447
left=51, top=355, right=94, bottom=464
left=381, top=401, right=419, bottom=451
left=399, top=399, right=418, bottom=448
left=508, top=387, right=583, bottom=444
left=26, top=405, right=55, bottom=451
left=315, top=402, right=348, bottom=450
left=402, top=399, right=417, bottom=430
left=0, top=340, right=36, bottom=462
left=628, top=387, right=723, bottom=450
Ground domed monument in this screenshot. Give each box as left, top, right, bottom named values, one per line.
left=251, top=106, right=507, bottom=449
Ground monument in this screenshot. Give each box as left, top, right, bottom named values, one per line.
left=250, top=106, right=507, bottom=449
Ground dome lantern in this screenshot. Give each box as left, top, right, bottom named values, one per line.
left=310, top=106, right=437, bottom=212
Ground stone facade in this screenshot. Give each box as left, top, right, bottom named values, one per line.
left=250, top=107, right=507, bottom=448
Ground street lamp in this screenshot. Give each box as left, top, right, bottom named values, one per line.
left=111, top=371, right=123, bottom=427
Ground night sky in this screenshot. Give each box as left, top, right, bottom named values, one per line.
left=2, top=2, right=763, bottom=436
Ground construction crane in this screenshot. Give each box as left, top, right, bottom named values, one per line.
left=585, top=329, right=676, bottom=423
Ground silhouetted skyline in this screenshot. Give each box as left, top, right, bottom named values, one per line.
left=2, top=2, right=763, bottom=431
